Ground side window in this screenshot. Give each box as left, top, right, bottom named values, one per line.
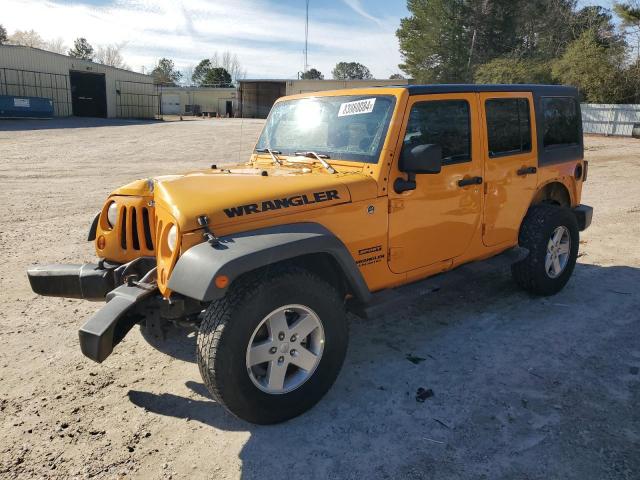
left=403, top=100, right=471, bottom=165
left=485, top=98, right=531, bottom=158
left=542, top=97, right=580, bottom=148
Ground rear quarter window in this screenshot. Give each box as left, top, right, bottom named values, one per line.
left=542, top=97, right=580, bottom=148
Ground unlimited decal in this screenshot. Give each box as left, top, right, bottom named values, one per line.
left=224, top=190, right=340, bottom=218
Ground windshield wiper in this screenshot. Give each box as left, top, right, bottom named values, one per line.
left=294, top=151, right=336, bottom=174
left=255, top=148, right=283, bottom=166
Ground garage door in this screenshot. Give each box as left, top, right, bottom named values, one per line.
left=162, top=94, right=181, bottom=114
left=69, top=71, right=107, bottom=118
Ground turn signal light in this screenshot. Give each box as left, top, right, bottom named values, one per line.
left=97, top=235, right=106, bottom=250
left=215, top=275, right=229, bottom=289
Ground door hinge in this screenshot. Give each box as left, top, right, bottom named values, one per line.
left=482, top=223, right=486, bottom=235
left=388, top=199, right=405, bottom=213
left=483, top=181, right=488, bottom=195
left=388, top=247, right=403, bottom=260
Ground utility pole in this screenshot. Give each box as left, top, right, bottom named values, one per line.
left=304, top=0, right=310, bottom=74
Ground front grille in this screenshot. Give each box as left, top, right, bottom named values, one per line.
left=118, top=205, right=154, bottom=252
left=96, top=196, right=156, bottom=263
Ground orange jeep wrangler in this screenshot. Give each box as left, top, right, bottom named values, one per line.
left=28, top=85, right=592, bottom=424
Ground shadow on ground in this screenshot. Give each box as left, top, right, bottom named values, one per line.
left=0, top=117, right=161, bottom=131
left=128, top=263, right=640, bottom=479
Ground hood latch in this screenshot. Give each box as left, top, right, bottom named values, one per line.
left=197, top=215, right=220, bottom=246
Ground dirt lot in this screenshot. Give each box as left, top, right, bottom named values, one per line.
left=0, top=118, right=638, bottom=479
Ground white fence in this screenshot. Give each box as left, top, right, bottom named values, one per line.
left=581, top=103, right=640, bottom=136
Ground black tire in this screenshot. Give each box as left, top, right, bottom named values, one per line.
left=511, top=204, right=579, bottom=296
left=196, top=266, right=348, bottom=424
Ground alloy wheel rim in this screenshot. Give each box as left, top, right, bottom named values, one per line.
left=545, top=226, right=571, bottom=279
left=245, top=304, right=324, bottom=394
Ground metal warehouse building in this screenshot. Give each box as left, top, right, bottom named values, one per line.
left=160, top=86, right=237, bottom=117
left=238, top=78, right=409, bottom=118
left=0, top=45, right=158, bottom=119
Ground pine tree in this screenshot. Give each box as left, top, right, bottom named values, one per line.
left=68, top=38, right=94, bottom=60
left=151, top=58, right=182, bottom=86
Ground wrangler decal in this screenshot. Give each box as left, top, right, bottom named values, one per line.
left=224, top=190, right=341, bottom=218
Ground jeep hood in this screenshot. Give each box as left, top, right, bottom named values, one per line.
left=147, top=166, right=376, bottom=232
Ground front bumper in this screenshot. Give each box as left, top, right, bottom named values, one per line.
left=27, top=259, right=158, bottom=362
left=27, top=263, right=114, bottom=301
left=79, top=282, right=157, bottom=362
left=573, top=204, right=593, bottom=231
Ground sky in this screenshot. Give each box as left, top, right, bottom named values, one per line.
left=2, top=0, right=617, bottom=80
left=2, top=0, right=410, bottom=79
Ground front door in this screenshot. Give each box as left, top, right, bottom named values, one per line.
left=480, top=92, right=538, bottom=246
left=388, top=94, right=483, bottom=273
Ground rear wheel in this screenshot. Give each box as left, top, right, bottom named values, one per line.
left=511, top=204, right=579, bottom=296
left=196, top=266, right=348, bottom=424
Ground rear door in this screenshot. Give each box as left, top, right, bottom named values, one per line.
left=480, top=92, right=538, bottom=246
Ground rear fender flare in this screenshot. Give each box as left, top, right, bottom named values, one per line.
left=168, top=223, right=371, bottom=303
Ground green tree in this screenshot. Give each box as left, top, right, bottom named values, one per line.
left=570, top=6, right=619, bottom=45
left=68, top=37, right=94, bottom=60
left=512, top=0, right=576, bottom=59
left=622, top=59, right=640, bottom=102
left=389, top=73, right=406, bottom=80
left=192, top=59, right=212, bottom=86
left=152, top=58, right=182, bottom=86
left=0, top=25, right=7, bottom=45
left=397, top=0, right=577, bottom=82
left=614, top=1, right=640, bottom=26
left=397, top=0, right=472, bottom=83
left=552, top=29, right=627, bottom=102
left=475, top=57, right=553, bottom=84
left=332, top=62, right=373, bottom=80
left=301, top=68, right=324, bottom=79
left=615, top=1, right=640, bottom=61
left=202, top=67, right=233, bottom=87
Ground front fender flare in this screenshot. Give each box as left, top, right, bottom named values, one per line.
left=168, top=223, right=372, bottom=303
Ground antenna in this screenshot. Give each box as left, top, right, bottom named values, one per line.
left=304, top=0, right=310, bottom=73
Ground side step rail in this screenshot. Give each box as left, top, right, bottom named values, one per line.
left=359, top=247, right=528, bottom=319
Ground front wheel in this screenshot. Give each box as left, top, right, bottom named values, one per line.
left=511, top=204, right=580, bottom=296
left=196, top=266, right=348, bottom=424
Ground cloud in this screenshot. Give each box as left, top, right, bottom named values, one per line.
left=341, top=0, right=384, bottom=26
left=1, top=0, right=402, bottom=78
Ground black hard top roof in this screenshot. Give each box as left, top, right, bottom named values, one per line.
left=402, top=84, right=579, bottom=97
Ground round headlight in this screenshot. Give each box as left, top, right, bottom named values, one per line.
left=167, top=225, right=178, bottom=252
left=107, top=202, right=118, bottom=228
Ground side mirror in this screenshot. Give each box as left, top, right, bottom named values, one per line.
left=394, top=144, right=443, bottom=193
left=399, top=144, right=443, bottom=174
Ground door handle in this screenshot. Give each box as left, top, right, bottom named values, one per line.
left=517, top=166, right=537, bottom=176
left=458, top=176, right=483, bottom=187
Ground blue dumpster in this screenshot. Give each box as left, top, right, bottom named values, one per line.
left=0, top=95, right=54, bottom=118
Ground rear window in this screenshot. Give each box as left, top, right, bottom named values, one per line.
left=543, top=97, right=580, bottom=148
left=485, top=98, right=532, bottom=157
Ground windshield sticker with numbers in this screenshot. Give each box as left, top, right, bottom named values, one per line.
left=338, top=98, right=376, bottom=117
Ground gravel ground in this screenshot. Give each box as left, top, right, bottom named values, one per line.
left=0, top=118, right=638, bottom=480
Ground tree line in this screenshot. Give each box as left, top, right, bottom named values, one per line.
left=0, top=25, right=400, bottom=86
left=5, top=1, right=638, bottom=102
left=0, top=27, right=129, bottom=69
left=396, top=0, right=640, bottom=103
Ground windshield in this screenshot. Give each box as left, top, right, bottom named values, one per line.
left=255, top=95, right=396, bottom=164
